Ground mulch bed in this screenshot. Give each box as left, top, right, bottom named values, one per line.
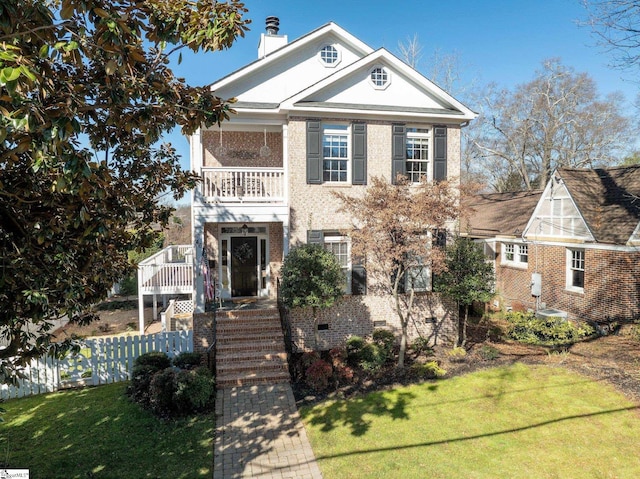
left=293, top=320, right=640, bottom=406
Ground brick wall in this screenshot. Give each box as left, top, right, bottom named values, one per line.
left=495, top=241, right=640, bottom=323
left=288, top=292, right=457, bottom=351
left=202, top=130, right=283, bottom=168
left=193, top=313, right=215, bottom=354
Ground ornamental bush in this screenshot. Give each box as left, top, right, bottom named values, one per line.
left=305, top=359, right=333, bottom=392
left=148, top=367, right=178, bottom=417
left=128, top=352, right=173, bottom=408
left=173, top=367, right=215, bottom=414
left=172, top=352, right=204, bottom=370
left=506, top=312, right=594, bottom=346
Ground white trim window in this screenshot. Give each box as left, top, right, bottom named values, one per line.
left=318, top=44, right=340, bottom=67
left=324, top=233, right=351, bottom=293
left=322, top=124, right=350, bottom=183
left=369, top=65, right=390, bottom=90
left=566, top=248, right=585, bottom=292
left=406, top=127, right=430, bottom=183
left=502, top=242, right=528, bottom=268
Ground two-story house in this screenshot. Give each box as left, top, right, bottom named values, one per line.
left=141, top=18, right=476, bottom=352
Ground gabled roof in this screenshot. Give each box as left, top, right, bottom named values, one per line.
left=463, top=190, right=543, bottom=239
left=208, top=22, right=476, bottom=122
left=556, top=166, right=640, bottom=244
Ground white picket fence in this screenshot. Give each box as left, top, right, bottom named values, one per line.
left=0, top=330, right=194, bottom=400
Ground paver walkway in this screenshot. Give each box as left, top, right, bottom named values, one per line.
left=214, top=383, right=323, bottom=478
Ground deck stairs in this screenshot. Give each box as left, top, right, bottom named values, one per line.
left=215, top=307, right=290, bottom=388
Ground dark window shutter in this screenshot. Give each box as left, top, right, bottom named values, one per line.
left=351, top=256, right=367, bottom=295
left=307, top=230, right=324, bottom=245
left=434, top=126, right=447, bottom=182
left=306, top=120, right=322, bottom=184
left=392, top=124, right=406, bottom=184
left=352, top=122, right=367, bottom=185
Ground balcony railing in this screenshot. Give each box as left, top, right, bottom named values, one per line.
left=201, top=167, right=285, bottom=203
left=138, top=245, right=194, bottom=294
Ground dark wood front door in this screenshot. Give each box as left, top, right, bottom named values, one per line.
left=230, top=236, right=258, bottom=297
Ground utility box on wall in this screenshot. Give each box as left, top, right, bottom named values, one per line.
left=531, top=273, right=542, bottom=297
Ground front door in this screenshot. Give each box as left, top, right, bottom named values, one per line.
left=230, top=236, right=258, bottom=297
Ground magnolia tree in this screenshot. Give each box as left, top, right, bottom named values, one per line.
left=0, top=0, right=249, bottom=383
left=279, top=244, right=345, bottom=350
left=434, top=236, right=494, bottom=347
left=334, top=176, right=458, bottom=368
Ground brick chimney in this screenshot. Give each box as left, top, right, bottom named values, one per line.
left=258, top=16, right=288, bottom=58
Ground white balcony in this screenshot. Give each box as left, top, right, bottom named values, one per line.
left=200, top=167, right=285, bottom=204
left=138, top=245, right=194, bottom=295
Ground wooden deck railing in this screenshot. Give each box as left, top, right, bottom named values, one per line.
left=201, top=167, right=285, bottom=203
left=138, top=245, right=194, bottom=294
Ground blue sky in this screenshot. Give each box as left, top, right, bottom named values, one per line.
left=165, top=0, right=638, bottom=201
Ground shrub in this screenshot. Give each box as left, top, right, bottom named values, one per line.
left=329, top=347, right=354, bottom=384
left=346, top=336, right=366, bottom=362
left=627, top=324, right=640, bottom=342
left=359, top=343, right=387, bottom=372
left=372, top=329, right=395, bottom=356
left=172, top=352, right=204, bottom=370
left=148, top=367, right=177, bottom=417
left=447, top=347, right=467, bottom=362
left=305, top=359, right=333, bottom=392
left=506, top=312, right=594, bottom=346
left=174, top=367, right=215, bottom=414
left=409, top=361, right=447, bottom=379
left=478, top=345, right=500, bottom=361
left=134, top=352, right=172, bottom=370
left=410, top=337, right=434, bottom=356
left=128, top=352, right=172, bottom=407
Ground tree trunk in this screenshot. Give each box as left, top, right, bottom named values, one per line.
left=313, top=306, right=320, bottom=351
left=460, top=304, right=469, bottom=347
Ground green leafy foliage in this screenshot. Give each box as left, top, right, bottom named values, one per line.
left=173, top=367, right=215, bottom=415
left=172, top=352, right=204, bottom=370
left=346, top=331, right=395, bottom=373
left=280, top=244, right=345, bottom=349
left=0, top=0, right=249, bottom=382
left=435, top=236, right=495, bottom=346
left=478, top=344, right=500, bottom=361
left=505, top=312, right=595, bottom=346
left=127, top=352, right=172, bottom=408
left=408, top=360, right=447, bottom=379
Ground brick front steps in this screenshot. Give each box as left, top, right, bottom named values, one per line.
left=215, top=308, right=290, bottom=388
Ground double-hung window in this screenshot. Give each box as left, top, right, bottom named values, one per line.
left=323, top=233, right=351, bottom=293
left=567, top=249, right=585, bottom=292
left=322, top=124, right=349, bottom=183
left=502, top=243, right=528, bottom=268
left=406, top=127, right=430, bottom=183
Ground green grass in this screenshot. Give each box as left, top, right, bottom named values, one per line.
left=0, top=382, right=214, bottom=478
left=301, top=364, right=640, bottom=479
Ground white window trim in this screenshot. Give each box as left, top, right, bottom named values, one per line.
left=318, top=44, right=341, bottom=67
left=322, top=123, right=351, bottom=184
left=324, top=234, right=352, bottom=294
left=368, top=65, right=391, bottom=90
left=406, top=127, right=431, bottom=183
left=501, top=242, right=528, bottom=269
left=565, top=248, right=585, bottom=294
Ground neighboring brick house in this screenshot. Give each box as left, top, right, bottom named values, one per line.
left=466, top=166, right=640, bottom=326
left=190, top=19, right=476, bottom=350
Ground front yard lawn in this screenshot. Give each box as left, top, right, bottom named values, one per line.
left=0, top=382, right=214, bottom=478
left=301, top=363, right=640, bottom=479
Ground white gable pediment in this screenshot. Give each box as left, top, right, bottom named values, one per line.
left=523, top=176, right=594, bottom=241
left=282, top=49, right=476, bottom=120
left=210, top=23, right=372, bottom=104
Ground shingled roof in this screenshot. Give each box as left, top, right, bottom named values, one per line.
left=463, top=190, right=543, bottom=239
left=557, top=165, right=640, bottom=245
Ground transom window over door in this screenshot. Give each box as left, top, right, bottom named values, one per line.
left=406, top=127, right=430, bottom=183
left=323, top=124, right=349, bottom=182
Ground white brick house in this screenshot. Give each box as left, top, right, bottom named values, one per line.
left=184, top=19, right=476, bottom=349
